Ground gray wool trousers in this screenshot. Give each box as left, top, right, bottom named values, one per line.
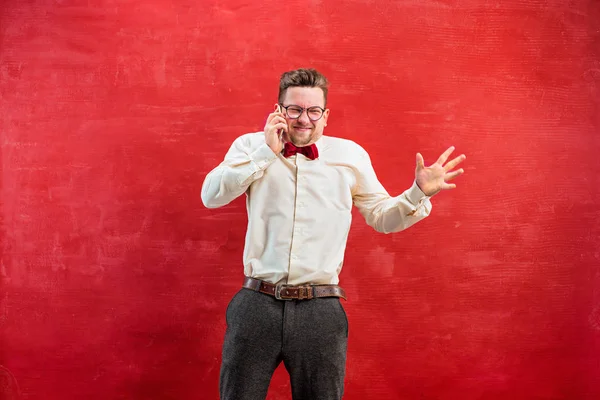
left=219, top=287, right=349, bottom=400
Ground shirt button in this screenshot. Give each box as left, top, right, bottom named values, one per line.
left=292, top=255, right=298, bottom=260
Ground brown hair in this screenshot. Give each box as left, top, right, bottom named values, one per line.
left=278, top=68, right=329, bottom=106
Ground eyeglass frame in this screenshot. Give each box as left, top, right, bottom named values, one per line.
left=278, top=103, right=327, bottom=121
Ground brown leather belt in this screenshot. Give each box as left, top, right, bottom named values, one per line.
left=242, top=277, right=347, bottom=301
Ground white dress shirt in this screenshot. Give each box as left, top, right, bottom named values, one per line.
left=201, top=132, right=432, bottom=286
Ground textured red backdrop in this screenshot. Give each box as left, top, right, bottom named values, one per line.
left=1, top=1, right=599, bottom=399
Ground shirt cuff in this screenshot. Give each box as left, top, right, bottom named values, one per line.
left=250, top=142, right=278, bottom=170
left=406, top=180, right=430, bottom=206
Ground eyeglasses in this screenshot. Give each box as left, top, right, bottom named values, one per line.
left=279, top=104, right=326, bottom=121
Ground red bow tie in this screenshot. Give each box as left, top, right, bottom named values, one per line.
left=282, top=142, right=319, bottom=160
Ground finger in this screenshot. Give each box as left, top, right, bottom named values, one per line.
left=416, top=153, right=425, bottom=170
left=441, top=183, right=457, bottom=190
left=272, top=122, right=288, bottom=133
left=267, top=104, right=284, bottom=122
left=445, top=168, right=464, bottom=181
left=436, top=146, right=455, bottom=165
left=443, top=154, right=466, bottom=172
left=271, top=116, right=287, bottom=126
left=268, top=120, right=287, bottom=134
left=266, top=111, right=283, bottom=123
left=266, top=113, right=286, bottom=128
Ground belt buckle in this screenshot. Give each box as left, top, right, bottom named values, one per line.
left=274, top=283, right=293, bottom=301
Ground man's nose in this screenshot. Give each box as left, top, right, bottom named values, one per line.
left=298, top=110, right=311, bottom=124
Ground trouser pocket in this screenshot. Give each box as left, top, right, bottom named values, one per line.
left=336, top=299, right=349, bottom=337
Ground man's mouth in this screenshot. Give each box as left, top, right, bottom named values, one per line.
left=294, top=126, right=312, bottom=131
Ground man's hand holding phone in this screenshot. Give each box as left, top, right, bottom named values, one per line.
left=264, top=104, right=287, bottom=154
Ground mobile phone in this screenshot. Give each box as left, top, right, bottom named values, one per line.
left=276, top=104, right=283, bottom=139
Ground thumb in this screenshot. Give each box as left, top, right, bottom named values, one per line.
left=416, top=153, right=425, bottom=170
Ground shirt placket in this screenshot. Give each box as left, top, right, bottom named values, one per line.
left=287, top=154, right=307, bottom=284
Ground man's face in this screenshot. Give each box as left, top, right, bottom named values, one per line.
left=280, top=87, right=329, bottom=147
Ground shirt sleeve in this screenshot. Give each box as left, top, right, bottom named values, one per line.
left=352, top=147, right=432, bottom=234
left=201, top=134, right=278, bottom=208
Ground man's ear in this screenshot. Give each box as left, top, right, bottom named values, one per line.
left=323, top=108, right=330, bottom=126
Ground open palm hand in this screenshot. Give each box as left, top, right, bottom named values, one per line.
left=415, top=146, right=466, bottom=196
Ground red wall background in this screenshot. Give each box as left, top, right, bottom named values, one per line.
left=1, top=1, right=599, bottom=399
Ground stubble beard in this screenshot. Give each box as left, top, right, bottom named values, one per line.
left=289, top=127, right=320, bottom=147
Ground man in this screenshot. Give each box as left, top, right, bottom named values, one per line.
left=201, top=68, right=466, bottom=400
